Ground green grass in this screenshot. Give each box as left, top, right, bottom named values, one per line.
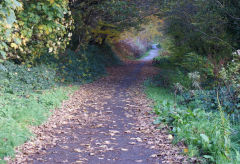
left=144, top=80, right=174, bottom=101
left=0, top=86, right=78, bottom=160
left=145, top=79, right=240, bottom=163
left=0, top=61, right=80, bottom=161
left=0, top=43, right=120, bottom=161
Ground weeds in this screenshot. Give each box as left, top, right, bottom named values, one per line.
left=145, top=81, right=240, bottom=163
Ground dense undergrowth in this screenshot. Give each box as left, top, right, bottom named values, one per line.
left=37, top=43, right=121, bottom=83
left=0, top=44, right=120, bottom=162
left=148, top=52, right=240, bottom=163
left=150, top=2, right=240, bottom=162
left=145, top=79, right=240, bottom=163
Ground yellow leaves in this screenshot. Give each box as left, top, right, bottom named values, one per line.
left=184, top=148, right=188, bottom=153
left=49, top=47, right=53, bottom=53
left=18, top=21, right=24, bottom=26
left=90, top=21, right=120, bottom=43
left=45, top=30, right=50, bottom=35
left=10, top=43, right=18, bottom=49
left=49, top=0, right=55, bottom=4
left=38, top=25, right=44, bottom=30
left=91, top=28, right=120, bottom=43
left=96, top=37, right=103, bottom=44
left=117, top=16, right=163, bottom=42
left=22, top=38, right=28, bottom=46
left=14, top=23, right=19, bottom=29
left=38, top=25, right=52, bottom=35
left=1, top=0, right=72, bottom=63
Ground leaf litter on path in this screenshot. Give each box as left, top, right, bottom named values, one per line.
left=10, top=61, right=192, bottom=164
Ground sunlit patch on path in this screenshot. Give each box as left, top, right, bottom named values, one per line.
left=140, top=45, right=160, bottom=62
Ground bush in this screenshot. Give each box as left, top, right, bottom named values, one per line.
left=150, top=67, right=192, bottom=90
left=153, top=51, right=215, bottom=86
left=181, top=87, right=240, bottom=120
left=146, top=84, right=240, bottom=163
left=154, top=101, right=231, bottom=162
left=0, top=0, right=73, bottom=62
left=37, top=43, right=121, bottom=83
left=0, top=61, right=56, bottom=95
left=0, top=0, right=22, bottom=61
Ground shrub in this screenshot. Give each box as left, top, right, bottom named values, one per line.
left=181, top=87, right=240, bottom=119
left=150, top=67, right=192, bottom=90
left=154, top=101, right=232, bottom=162
left=37, top=43, right=121, bottom=83
left=146, top=84, right=240, bottom=163
left=0, top=0, right=22, bottom=61
left=0, top=0, right=73, bottom=62
left=0, top=61, right=56, bottom=95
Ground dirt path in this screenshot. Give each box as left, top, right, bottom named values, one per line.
left=140, top=45, right=160, bottom=62
left=11, top=61, right=187, bottom=164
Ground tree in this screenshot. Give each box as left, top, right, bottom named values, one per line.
left=0, top=0, right=73, bottom=63
left=69, top=0, right=162, bottom=51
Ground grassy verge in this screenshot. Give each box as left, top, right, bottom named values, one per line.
left=0, top=43, right=120, bottom=162
left=145, top=79, right=240, bottom=163
left=0, top=61, right=79, bottom=162
left=0, top=86, right=77, bottom=160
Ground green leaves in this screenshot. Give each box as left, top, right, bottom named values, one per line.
left=146, top=81, right=239, bottom=163
left=0, top=0, right=73, bottom=62
left=200, top=134, right=209, bottom=143
left=0, top=51, right=6, bottom=60
left=0, top=0, right=22, bottom=60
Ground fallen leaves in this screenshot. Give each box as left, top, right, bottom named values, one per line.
left=168, top=134, right=173, bottom=140
left=89, top=153, right=95, bottom=156
left=130, top=137, right=143, bottom=142
left=10, top=62, right=190, bottom=164
left=74, top=148, right=82, bottom=153
left=109, top=130, right=120, bottom=136
left=120, top=148, right=128, bottom=152
left=150, top=154, right=158, bottom=158
left=104, top=141, right=111, bottom=144
left=129, top=142, right=136, bottom=145
left=124, top=130, right=131, bottom=133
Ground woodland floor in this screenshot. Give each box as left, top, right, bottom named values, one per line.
left=10, top=60, right=188, bottom=164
